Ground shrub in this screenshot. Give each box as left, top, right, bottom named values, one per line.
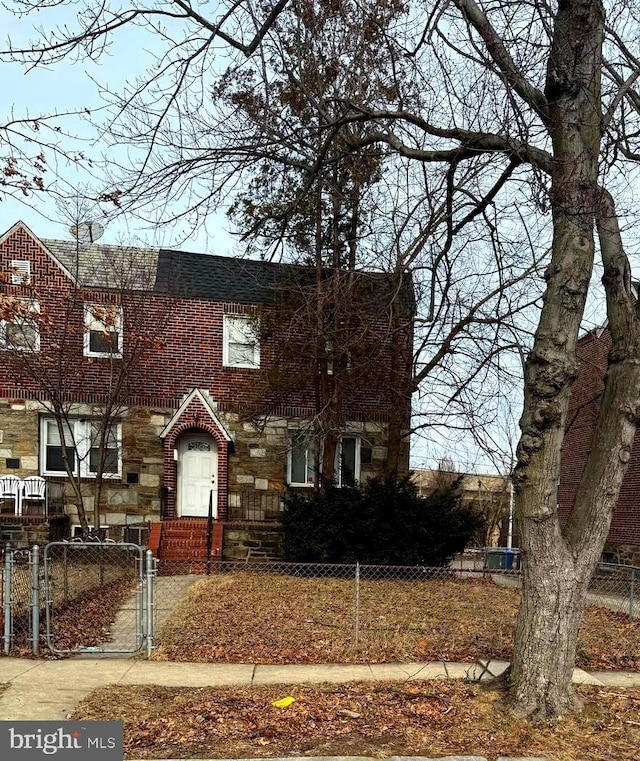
left=281, top=475, right=483, bottom=566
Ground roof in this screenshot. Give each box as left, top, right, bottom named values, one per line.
left=43, top=239, right=159, bottom=291
left=412, top=469, right=510, bottom=496
left=155, top=249, right=287, bottom=303
left=38, top=236, right=414, bottom=310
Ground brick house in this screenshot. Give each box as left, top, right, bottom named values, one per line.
left=558, top=326, right=640, bottom=563
left=0, top=222, right=413, bottom=560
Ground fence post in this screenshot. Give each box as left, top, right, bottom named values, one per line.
left=3, top=545, right=11, bottom=655
left=630, top=569, right=635, bottom=619
left=145, top=550, right=155, bottom=658
left=354, top=562, right=360, bottom=648
left=63, top=544, right=69, bottom=605
left=30, top=545, right=40, bottom=656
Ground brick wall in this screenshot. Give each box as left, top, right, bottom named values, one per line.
left=0, top=223, right=411, bottom=528
left=0, top=225, right=408, bottom=423
left=558, top=328, right=640, bottom=548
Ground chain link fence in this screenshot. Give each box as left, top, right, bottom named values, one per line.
left=2, top=543, right=145, bottom=655
left=150, top=559, right=522, bottom=664
left=2, top=547, right=35, bottom=654
left=1, top=546, right=640, bottom=663
left=43, top=542, right=144, bottom=655
left=149, top=556, right=640, bottom=666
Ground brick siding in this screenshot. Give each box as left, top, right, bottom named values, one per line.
left=0, top=223, right=411, bottom=529
left=558, top=328, right=640, bottom=548
left=0, top=225, right=406, bottom=422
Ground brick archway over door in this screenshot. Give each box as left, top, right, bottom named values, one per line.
left=161, top=391, right=231, bottom=519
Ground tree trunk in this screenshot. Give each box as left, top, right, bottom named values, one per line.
left=507, top=0, right=606, bottom=718
left=506, top=534, right=588, bottom=718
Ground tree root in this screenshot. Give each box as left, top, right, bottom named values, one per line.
left=499, top=682, right=584, bottom=723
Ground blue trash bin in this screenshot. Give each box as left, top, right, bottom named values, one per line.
left=503, top=548, right=515, bottom=570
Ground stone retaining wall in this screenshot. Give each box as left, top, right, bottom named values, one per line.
left=222, top=522, right=282, bottom=561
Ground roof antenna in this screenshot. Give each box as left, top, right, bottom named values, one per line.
left=70, top=221, right=105, bottom=243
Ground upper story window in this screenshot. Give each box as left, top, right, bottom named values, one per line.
left=41, top=418, right=122, bottom=478
left=0, top=297, right=40, bottom=352
left=10, top=260, right=31, bottom=285
left=84, top=303, right=123, bottom=358
left=223, top=314, right=260, bottom=369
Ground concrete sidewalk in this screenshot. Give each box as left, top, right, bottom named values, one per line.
left=1, top=657, right=638, bottom=721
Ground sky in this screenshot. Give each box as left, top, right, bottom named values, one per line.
left=1, top=4, right=240, bottom=254
left=0, top=3, right=514, bottom=476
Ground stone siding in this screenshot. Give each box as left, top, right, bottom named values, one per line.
left=0, top=403, right=172, bottom=532
left=1, top=402, right=400, bottom=535
left=223, top=523, right=282, bottom=561
left=0, top=516, right=69, bottom=547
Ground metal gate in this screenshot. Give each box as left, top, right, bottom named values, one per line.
left=43, top=541, right=148, bottom=656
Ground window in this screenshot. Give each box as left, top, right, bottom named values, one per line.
left=287, top=433, right=361, bottom=487
left=41, top=418, right=122, bottom=478
left=288, top=432, right=316, bottom=487
left=10, top=260, right=31, bottom=285
left=88, top=422, right=120, bottom=475
left=84, top=303, right=123, bottom=357
left=223, top=314, right=260, bottom=368
left=335, top=436, right=360, bottom=487
left=43, top=419, right=76, bottom=474
left=0, top=298, right=40, bottom=352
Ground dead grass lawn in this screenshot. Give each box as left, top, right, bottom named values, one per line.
left=153, top=573, right=640, bottom=670
left=71, top=680, right=640, bottom=760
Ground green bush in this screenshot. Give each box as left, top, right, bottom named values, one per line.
left=281, top=475, right=483, bottom=566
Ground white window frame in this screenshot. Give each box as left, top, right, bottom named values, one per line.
left=10, top=259, right=31, bottom=285
left=287, top=434, right=362, bottom=488
left=84, top=303, right=123, bottom=358
left=0, top=298, right=40, bottom=352
left=335, top=436, right=361, bottom=487
left=287, top=432, right=316, bottom=487
left=40, top=418, right=122, bottom=479
left=223, top=314, right=260, bottom=369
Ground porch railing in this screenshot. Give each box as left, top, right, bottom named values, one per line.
left=227, top=491, right=283, bottom=522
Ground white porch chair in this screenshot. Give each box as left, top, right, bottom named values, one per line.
left=0, top=475, right=22, bottom=515
left=22, top=476, right=47, bottom=517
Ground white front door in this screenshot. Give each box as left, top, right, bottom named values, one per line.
left=178, top=434, right=218, bottom=517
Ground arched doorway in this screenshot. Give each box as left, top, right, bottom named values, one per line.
left=177, top=432, right=218, bottom=517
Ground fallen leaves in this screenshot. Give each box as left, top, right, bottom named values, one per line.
left=49, top=577, right=136, bottom=651
left=71, top=680, right=640, bottom=761
left=152, top=572, right=640, bottom=671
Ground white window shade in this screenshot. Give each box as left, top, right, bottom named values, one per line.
left=223, top=315, right=260, bottom=368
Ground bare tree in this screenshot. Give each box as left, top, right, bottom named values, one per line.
left=6, top=0, right=640, bottom=720
left=0, top=211, right=174, bottom=535
left=0, top=110, right=91, bottom=206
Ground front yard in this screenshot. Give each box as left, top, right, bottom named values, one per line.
left=72, top=680, right=640, bottom=760
left=152, top=572, right=640, bottom=670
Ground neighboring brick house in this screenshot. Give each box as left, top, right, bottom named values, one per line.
left=0, top=221, right=413, bottom=560
left=558, top=326, right=640, bottom=562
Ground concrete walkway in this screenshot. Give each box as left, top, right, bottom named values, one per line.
left=0, top=657, right=636, bottom=721
left=78, top=574, right=201, bottom=655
